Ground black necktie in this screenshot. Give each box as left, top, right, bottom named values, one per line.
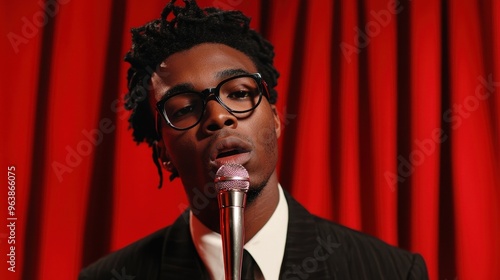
left=241, top=249, right=257, bottom=280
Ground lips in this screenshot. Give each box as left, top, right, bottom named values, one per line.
left=209, top=137, right=252, bottom=168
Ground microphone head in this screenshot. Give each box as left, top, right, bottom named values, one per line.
left=214, top=163, right=249, bottom=192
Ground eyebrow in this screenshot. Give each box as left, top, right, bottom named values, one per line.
left=215, top=68, right=250, bottom=79
left=161, top=83, right=195, bottom=100
left=160, top=68, right=252, bottom=99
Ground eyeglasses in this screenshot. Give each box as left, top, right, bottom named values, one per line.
left=156, top=73, right=270, bottom=131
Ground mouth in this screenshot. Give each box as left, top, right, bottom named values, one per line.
left=209, top=137, right=252, bottom=168
left=216, top=148, right=247, bottom=159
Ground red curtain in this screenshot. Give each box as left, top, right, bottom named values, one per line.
left=2, top=0, right=499, bottom=279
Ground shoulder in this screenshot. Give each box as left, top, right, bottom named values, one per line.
left=313, top=215, right=417, bottom=260
left=78, top=227, right=170, bottom=280
left=311, top=215, right=428, bottom=279
left=313, top=216, right=427, bottom=279
left=284, top=192, right=428, bottom=279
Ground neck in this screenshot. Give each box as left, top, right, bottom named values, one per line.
left=191, top=170, right=280, bottom=243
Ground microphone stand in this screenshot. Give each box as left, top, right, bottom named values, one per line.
left=218, top=189, right=247, bottom=280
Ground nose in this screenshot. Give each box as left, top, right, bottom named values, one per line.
left=201, top=99, right=238, bottom=132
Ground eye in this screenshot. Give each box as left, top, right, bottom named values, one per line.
left=163, top=92, right=203, bottom=122
left=227, top=90, right=252, bottom=100
left=172, top=105, right=196, bottom=118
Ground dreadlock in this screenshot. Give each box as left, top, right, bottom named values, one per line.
left=124, top=0, right=279, bottom=146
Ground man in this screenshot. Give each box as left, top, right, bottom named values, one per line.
left=80, top=0, right=428, bottom=279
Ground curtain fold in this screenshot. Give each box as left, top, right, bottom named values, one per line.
left=2, top=0, right=499, bottom=279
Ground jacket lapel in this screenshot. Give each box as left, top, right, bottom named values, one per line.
left=160, top=210, right=210, bottom=280
left=280, top=191, right=339, bottom=279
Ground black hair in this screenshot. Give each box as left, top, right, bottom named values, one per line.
left=123, top=0, right=279, bottom=186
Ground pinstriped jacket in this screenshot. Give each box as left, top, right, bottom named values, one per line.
left=79, top=191, right=428, bottom=279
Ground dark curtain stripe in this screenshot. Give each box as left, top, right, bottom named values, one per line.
left=396, top=0, right=412, bottom=251
left=279, top=0, right=308, bottom=193
left=478, top=0, right=500, bottom=166
left=329, top=0, right=343, bottom=221
left=258, top=0, right=271, bottom=40
left=22, top=1, right=58, bottom=279
left=438, top=1, right=457, bottom=278
left=81, top=0, right=127, bottom=268
left=357, top=0, right=376, bottom=237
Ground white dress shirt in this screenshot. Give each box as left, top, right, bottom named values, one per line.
left=190, top=185, right=289, bottom=280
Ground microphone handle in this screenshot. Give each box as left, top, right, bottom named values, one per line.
left=218, top=190, right=247, bottom=280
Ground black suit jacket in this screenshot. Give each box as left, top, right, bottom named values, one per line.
left=80, top=191, right=428, bottom=279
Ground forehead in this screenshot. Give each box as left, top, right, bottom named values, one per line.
left=150, top=43, right=258, bottom=101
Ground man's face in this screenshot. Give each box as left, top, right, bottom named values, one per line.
left=150, top=43, right=281, bottom=205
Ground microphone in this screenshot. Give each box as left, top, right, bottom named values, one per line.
left=215, top=163, right=250, bottom=280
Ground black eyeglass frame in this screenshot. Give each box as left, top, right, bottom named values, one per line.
left=155, top=72, right=270, bottom=131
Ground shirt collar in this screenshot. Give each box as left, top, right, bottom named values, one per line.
left=190, top=184, right=289, bottom=280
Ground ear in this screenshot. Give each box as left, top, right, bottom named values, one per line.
left=155, top=140, right=176, bottom=172
left=155, top=139, right=167, bottom=163
left=270, top=105, right=281, bottom=138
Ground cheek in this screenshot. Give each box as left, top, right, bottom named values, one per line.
left=252, top=109, right=279, bottom=159
left=256, top=125, right=278, bottom=156
left=162, top=132, right=196, bottom=163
